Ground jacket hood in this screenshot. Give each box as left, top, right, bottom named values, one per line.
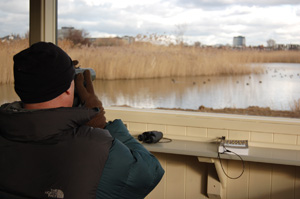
left=0, top=102, right=98, bottom=142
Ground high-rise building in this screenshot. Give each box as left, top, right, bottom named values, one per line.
left=233, top=36, right=246, bottom=47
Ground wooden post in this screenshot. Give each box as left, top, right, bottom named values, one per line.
left=29, top=0, right=57, bottom=45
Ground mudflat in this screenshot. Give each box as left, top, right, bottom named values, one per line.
left=159, top=106, right=300, bottom=118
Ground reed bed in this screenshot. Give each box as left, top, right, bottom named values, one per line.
left=63, top=44, right=266, bottom=80
left=291, top=99, right=300, bottom=112
left=1, top=39, right=300, bottom=83
left=240, top=50, right=300, bottom=63
left=0, top=39, right=29, bottom=84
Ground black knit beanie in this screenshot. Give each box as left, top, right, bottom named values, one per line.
left=13, top=42, right=75, bottom=103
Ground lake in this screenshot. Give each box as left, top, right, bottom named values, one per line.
left=1, top=63, right=299, bottom=111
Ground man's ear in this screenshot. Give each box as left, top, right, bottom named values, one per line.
left=65, top=81, right=75, bottom=96
left=65, top=86, right=73, bottom=95
left=65, top=90, right=71, bottom=95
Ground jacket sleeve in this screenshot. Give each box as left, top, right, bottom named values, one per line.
left=96, top=119, right=164, bottom=199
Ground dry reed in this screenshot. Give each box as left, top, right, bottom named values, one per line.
left=0, top=39, right=29, bottom=84
left=63, top=44, right=267, bottom=80
left=291, top=99, right=300, bottom=112
left=1, top=39, right=300, bottom=83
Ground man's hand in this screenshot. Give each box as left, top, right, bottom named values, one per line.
left=75, top=70, right=106, bottom=129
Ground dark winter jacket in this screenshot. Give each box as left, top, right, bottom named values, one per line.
left=0, top=102, right=164, bottom=199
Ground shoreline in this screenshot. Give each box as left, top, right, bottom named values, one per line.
left=157, top=106, right=300, bottom=118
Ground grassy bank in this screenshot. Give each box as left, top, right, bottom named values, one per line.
left=1, top=39, right=300, bottom=83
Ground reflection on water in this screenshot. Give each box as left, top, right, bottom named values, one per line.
left=0, top=63, right=299, bottom=111
left=94, top=63, right=300, bottom=111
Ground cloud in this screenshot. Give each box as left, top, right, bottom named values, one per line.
left=58, top=0, right=183, bottom=36
left=57, top=1, right=300, bottom=45
left=0, top=1, right=28, bottom=14
left=1, top=0, right=300, bottom=46
left=175, top=0, right=300, bottom=9
left=297, top=8, right=300, bottom=16
left=0, top=1, right=29, bottom=36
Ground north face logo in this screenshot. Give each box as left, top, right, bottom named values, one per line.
left=45, top=189, right=64, bottom=199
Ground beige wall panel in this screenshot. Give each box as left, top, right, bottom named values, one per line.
left=273, top=134, right=297, bottom=145
left=127, top=122, right=147, bottom=132
left=250, top=132, right=273, bottom=143
left=148, top=124, right=166, bottom=132
left=105, top=108, right=300, bottom=135
left=185, top=156, right=208, bottom=199
left=186, top=127, right=207, bottom=138
left=166, top=125, right=186, bottom=136
left=207, top=129, right=228, bottom=139
left=148, top=153, right=209, bottom=199
left=206, top=118, right=300, bottom=135
left=106, top=108, right=300, bottom=149
left=248, top=162, right=272, bottom=199
left=228, top=130, right=250, bottom=140
left=226, top=160, right=249, bottom=199
left=246, top=121, right=300, bottom=135
left=271, top=164, right=295, bottom=199
left=146, top=152, right=300, bottom=199
left=165, top=154, right=186, bottom=199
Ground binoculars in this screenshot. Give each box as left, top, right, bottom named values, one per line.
left=73, top=67, right=96, bottom=107
left=75, top=67, right=96, bottom=81
left=138, top=131, right=163, bottom=143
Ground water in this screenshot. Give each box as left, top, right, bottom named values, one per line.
left=1, top=63, right=300, bottom=111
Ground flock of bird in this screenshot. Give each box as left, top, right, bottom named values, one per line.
left=170, top=67, right=299, bottom=86
left=268, top=68, right=300, bottom=79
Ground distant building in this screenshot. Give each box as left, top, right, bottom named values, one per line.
left=57, top=27, right=75, bottom=40
left=233, top=36, right=246, bottom=48
left=122, top=36, right=135, bottom=44
left=275, top=44, right=286, bottom=50
left=1, top=34, right=20, bottom=42
left=287, top=44, right=300, bottom=50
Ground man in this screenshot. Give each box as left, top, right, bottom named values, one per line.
left=0, top=42, right=164, bottom=199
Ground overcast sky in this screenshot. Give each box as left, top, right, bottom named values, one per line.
left=1, top=0, right=300, bottom=46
